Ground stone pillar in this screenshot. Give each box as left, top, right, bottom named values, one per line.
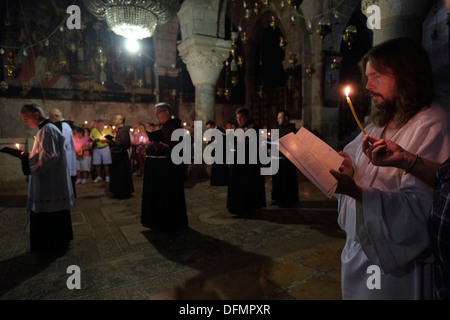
left=177, top=0, right=230, bottom=128
left=177, top=35, right=230, bottom=128
left=362, top=0, right=434, bottom=45
left=152, top=16, right=181, bottom=105
left=299, top=1, right=330, bottom=142
left=153, top=66, right=179, bottom=104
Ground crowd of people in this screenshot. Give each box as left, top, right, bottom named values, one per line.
left=14, top=37, right=450, bottom=300
left=69, top=120, right=161, bottom=184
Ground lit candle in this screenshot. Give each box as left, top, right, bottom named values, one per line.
left=15, top=143, right=20, bottom=149
left=345, top=86, right=367, bottom=135
left=84, top=120, right=88, bottom=125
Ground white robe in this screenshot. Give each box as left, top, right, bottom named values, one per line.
left=336, top=103, right=450, bottom=300
left=27, top=121, right=75, bottom=213
left=61, top=120, right=77, bottom=177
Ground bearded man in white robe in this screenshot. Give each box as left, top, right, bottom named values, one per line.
left=330, top=38, right=450, bottom=299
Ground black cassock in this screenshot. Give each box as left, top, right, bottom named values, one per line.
left=109, top=126, right=134, bottom=199
left=209, top=126, right=229, bottom=186
left=227, top=122, right=266, bottom=215
left=271, top=123, right=299, bottom=207
left=141, top=118, right=188, bottom=231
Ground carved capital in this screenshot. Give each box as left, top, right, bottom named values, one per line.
left=361, top=0, right=380, bottom=16
left=178, top=35, right=231, bottom=86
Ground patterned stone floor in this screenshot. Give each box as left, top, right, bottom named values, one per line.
left=0, top=169, right=345, bottom=300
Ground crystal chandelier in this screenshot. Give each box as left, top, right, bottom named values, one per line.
left=83, top=0, right=181, bottom=40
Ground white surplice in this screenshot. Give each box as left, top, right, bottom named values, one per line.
left=27, top=121, right=75, bottom=213
left=61, top=120, right=77, bottom=177
left=336, top=103, right=450, bottom=300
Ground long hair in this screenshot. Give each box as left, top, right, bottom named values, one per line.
left=359, top=38, right=434, bottom=127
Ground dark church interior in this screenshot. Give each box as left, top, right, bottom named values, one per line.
left=0, top=0, right=449, bottom=306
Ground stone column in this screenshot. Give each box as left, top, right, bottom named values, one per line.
left=362, top=0, right=434, bottom=45
left=153, top=66, right=179, bottom=104
left=152, top=16, right=181, bottom=105
left=299, top=1, right=332, bottom=144
left=177, top=0, right=231, bottom=128
left=177, top=35, right=230, bottom=128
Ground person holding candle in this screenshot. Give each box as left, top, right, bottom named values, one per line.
left=90, top=119, right=113, bottom=183
left=19, top=103, right=75, bottom=256
left=73, top=127, right=92, bottom=184
left=108, top=114, right=134, bottom=199
left=141, top=102, right=188, bottom=232
left=329, top=37, right=450, bottom=299
left=271, top=110, right=299, bottom=207
left=227, top=107, right=266, bottom=217
left=132, top=123, right=150, bottom=177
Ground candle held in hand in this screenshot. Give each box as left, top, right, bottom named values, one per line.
left=345, top=86, right=367, bottom=135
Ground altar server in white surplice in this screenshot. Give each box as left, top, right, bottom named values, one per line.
left=20, top=103, right=75, bottom=255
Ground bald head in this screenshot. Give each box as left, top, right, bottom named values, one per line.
left=115, top=114, right=125, bottom=125
left=49, top=108, right=63, bottom=123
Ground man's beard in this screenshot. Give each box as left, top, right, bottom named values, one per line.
left=371, top=93, right=398, bottom=126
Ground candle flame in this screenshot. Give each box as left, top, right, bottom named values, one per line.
left=15, top=143, right=20, bottom=149
left=345, top=86, right=350, bottom=97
